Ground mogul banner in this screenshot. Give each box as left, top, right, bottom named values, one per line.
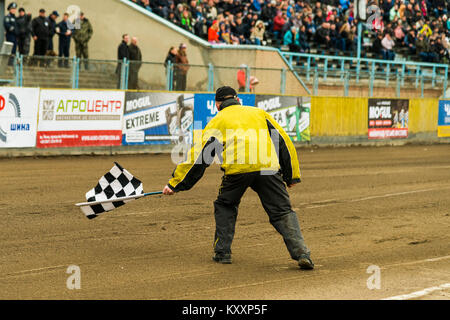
left=36, top=90, right=124, bottom=148
left=437, top=100, right=450, bottom=137
left=122, top=92, right=194, bottom=145
left=255, top=95, right=311, bottom=142
left=368, top=99, right=409, bottom=139
left=0, top=87, right=40, bottom=148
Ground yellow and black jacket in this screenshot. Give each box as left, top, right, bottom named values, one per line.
left=168, top=99, right=301, bottom=192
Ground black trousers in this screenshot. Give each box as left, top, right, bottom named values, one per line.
left=128, top=68, right=140, bottom=89
left=34, top=38, right=48, bottom=56
left=6, top=33, right=17, bottom=65
left=6, top=33, right=17, bottom=54
left=175, top=73, right=187, bottom=91
left=48, top=35, right=55, bottom=51
left=58, top=40, right=70, bottom=67
left=213, top=171, right=310, bottom=261
left=18, top=35, right=31, bottom=55
left=32, top=38, right=49, bottom=67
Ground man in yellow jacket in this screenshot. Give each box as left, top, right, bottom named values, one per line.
left=162, top=86, right=313, bottom=270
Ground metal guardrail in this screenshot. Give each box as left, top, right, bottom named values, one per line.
left=281, top=51, right=449, bottom=98
left=3, top=51, right=448, bottom=98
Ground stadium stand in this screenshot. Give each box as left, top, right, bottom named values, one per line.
left=128, top=0, right=450, bottom=64
left=1, top=0, right=446, bottom=97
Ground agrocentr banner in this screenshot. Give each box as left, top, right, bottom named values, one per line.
left=0, top=87, right=40, bottom=148
left=122, top=92, right=194, bottom=145
left=36, top=90, right=124, bottom=148
left=255, top=95, right=311, bottom=142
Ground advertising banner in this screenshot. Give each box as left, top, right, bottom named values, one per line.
left=0, top=87, right=40, bottom=148
left=438, top=100, right=450, bottom=137
left=36, top=90, right=124, bottom=148
left=255, top=95, right=311, bottom=142
left=368, top=99, right=409, bottom=139
left=122, top=92, right=194, bottom=145
left=193, top=93, right=255, bottom=129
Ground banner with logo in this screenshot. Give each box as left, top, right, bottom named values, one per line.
left=255, top=95, right=311, bottom=142
left=36, top=90, right=124, bottom=148
left=0, top=87, right=40, bottom=148
left=122, top=92, right=194, bottom=145
left=193, top=93, right=255, bottom=129
left=438, top=100, right=450, bottom=137
left=368, top=99, right=409, bottom=139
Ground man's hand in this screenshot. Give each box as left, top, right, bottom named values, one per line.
left=162, top=185, right=175, bottom=195
left=287, top=183, right=298, bottom=188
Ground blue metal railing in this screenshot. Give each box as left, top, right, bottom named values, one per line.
left=8, top=51, right=449, bottom=98
left=281, top=51, right=449, bottom=97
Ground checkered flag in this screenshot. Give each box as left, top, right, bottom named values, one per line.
left=79, top=162, right=144, bottom=219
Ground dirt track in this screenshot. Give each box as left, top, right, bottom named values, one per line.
left=0, top=145, right=449, bottom=300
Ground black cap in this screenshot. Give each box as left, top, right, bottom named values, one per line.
left=7, top=2, right=17, bottom=10
left=18, top=7, right=25, bottom=12
left=51, top=10, right=59, bottom=17
left=39, top=8, right=46, bottom=13
left=215, top=86, right=237, bottom=102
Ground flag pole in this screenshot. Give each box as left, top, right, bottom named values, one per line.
left=75, top=191, right=163, bottom=207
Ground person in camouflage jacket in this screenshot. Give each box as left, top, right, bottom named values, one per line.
left=72, top=12, right=93, bottom=69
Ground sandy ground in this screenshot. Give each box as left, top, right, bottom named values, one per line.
left=0, top=145, right=449, bottom=300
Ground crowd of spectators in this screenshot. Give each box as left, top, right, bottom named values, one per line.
left=130, top=0, right=450, bottom=64
left=370, top=0, right=450, bottom=63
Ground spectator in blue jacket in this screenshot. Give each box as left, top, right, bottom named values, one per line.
left=339, top=0, right=350, bottom=12
left=56, top=13, right=73, bottom=68
left=298, top=25, right=310, bottom=53
left=284, top=26, right=301, bottom=52
left=405, top=29, right=417, bottom=55
left=251, top=0, right=262, bottom=14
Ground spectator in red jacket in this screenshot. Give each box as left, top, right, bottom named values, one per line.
left=237, top=63, right=247, bottom=92
left=237, top=63, right=258, bottom=92
left=208, top=20, right=220, bottom=43
left=273, top=10, right=286, bottom=46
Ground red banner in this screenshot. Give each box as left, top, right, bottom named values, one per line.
left=368, top=128, right=408, bottom=139
left=36, top=130, right=122, bottom=148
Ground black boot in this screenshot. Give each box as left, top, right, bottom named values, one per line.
left=212, top=252, right=232, bottom=264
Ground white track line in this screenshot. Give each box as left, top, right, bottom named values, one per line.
left=383, top=255, right=450, bottom=268
left=425, top=255, right=450, bottom=263
left=306, top=186, right=450, bottom=209
left=1, top=265, right=68, bottom=279
left=382, top=283, right=450, bottom=300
